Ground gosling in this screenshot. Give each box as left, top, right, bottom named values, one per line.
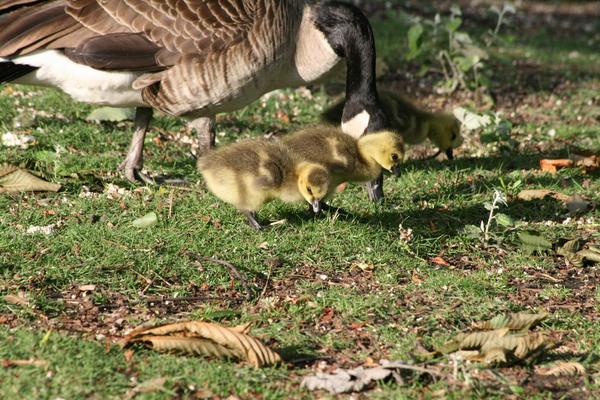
left=322, top=89, right=463, bottom=159
left=198, top=139, right=330, bottom=230
left=281, top=126, right=404, bottom=201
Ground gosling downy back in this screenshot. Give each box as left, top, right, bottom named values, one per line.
left=322, top=89, right=463, bottom=157
left=282, top=126, right=404, bottom=188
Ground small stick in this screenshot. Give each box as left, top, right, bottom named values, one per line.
left=258, top=261, right=274, bottom=301
left=168, top=189, right=174, bottom=219
left=186, top=253, right=254, bottom=300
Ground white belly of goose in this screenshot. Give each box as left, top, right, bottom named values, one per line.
left=5, top=50, right=145, bottom=107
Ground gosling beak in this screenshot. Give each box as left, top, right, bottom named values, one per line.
left=311, top=199, right=321, bottom=213
left=392, top=164, right=402, bottom=176
left=445, top=148, right=454, bottom=160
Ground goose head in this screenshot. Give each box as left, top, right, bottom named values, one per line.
left=427, top=113, right=463, bottom=159
left=296, top=162, right=330, bottom=213
left=357, top=130, right=405, bottom=174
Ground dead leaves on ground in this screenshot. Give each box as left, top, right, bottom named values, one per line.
left=539, top=154, right=599, bottom=174
left=0, top=164, right=60, bottom=193
left=516, top=189, right=593, bottom=215
left=433, top=312, right=552, bottom=365
left=122, top=320, right=281, bottom=368
left=517, top=231, right=600, bottom=265
left=301, top=361, right=439, bottom=395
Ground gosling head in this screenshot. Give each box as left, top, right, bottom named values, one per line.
left=297, top=163, right=330, bottom=213
left=427, top=113, right=463, bottom=159
left=358, top=130, right=405, bottom=173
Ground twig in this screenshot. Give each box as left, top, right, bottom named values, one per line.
left=258, top=261, right=274, bottom=301
left=186, top=253, right=254, bottom=300
left=383, top=363, right=443, bottom=380
left=167, top=189, right=174, bottom=219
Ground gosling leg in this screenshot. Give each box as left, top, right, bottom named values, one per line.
left=189, top=116, right=216, bottom=170
left=243, top=211, right=263, bottom=230
left=366, top=173, right=384, bottom=202
left=119, top=107, right=154, bottom=184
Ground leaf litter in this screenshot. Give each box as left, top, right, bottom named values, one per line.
left=122, top=320, right=281, bottom=368
left=0, top=164, right=61, bottom=192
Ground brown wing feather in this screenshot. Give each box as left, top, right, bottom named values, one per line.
left=81, top=0, right=256, bottom=55
left=0, top=1, right=81, bottom=56
left=0, top=0, right=45, bottom=12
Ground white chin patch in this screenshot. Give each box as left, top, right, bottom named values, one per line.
left=341, top=110, right=370, bottom=139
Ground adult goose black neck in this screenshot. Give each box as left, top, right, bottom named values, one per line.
left=313, top=2, right=388, bottom=133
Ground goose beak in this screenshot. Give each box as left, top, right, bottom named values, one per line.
left=445, top=148, right=454, bottom=160
left=392, top=164, right=402, bottom=176
left=311, top=199, right=321, bottom=213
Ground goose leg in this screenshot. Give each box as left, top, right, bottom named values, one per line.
left=189, top=117, right=216, bottom=170
left=366, top=173, right=384, bottom=202
left=119, top=107, right=153, bottom=184
left=243, top=211, right=263, bottom=230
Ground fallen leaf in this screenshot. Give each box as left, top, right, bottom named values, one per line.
left=2, top=132, right=36, bottom=148
left=123, top=321, right=281, bottom=368
left=256, top=241, right=269, bottom=250
left=0, top=165, right=60, bottom=193
left=538, top=361, right=586, bottom=377
left=431, top=257, right=450, bottom=267
left=26, top=224, right=57, bottom=235
left=132, top=212, right=158, bottom=228
left=124, top=377, right=167, bottom=400
left=2, top=359, right=48, bottom=368
left=4, top=294, right=30, bottom=307
left=123, top=349, right=134, bottom=362
left=570, top=154, right=599, bottom=172
left=319, top=307, right=335, bottom=324
left=472, top=312, right=548, bottom=331
left=87, top=107, right=136, bottom=123
left=78, top=285, right=96, bottom=292
left=301, top=367, right=394, bottom=394
left=539, top=159, right=573, bottom=174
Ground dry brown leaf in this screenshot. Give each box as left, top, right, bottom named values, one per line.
left=570, top=154, right=600, bottom=172
left=517, top=189, right=554, bottom=201
left=124, top=321, right=280, bottom=368
left=4, top=294, right=30, bottom=307
left=2, top=359, right=48, bottom=368
left=431, top=256, right=450, bottom=267
left=482, top=347, right=507, bottom=365
left=124, top=377, right=167, bottom=400
left=473, top=312, right=548, bottom=331
left=0, top=165, right=61, bottom=193
left=480, top=332, right=547, bottom=359
left=539, top=159, right=573, bottom=174
left=439, top=328, right=510, bottom=354
left=538, top=361, right=586, bottom=377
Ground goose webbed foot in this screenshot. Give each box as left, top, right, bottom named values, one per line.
left=366, top=173, right=384, bottom=202
left=243, top=211, right=264, bottom=230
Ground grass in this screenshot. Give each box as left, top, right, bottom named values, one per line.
left=1, top=1, right=599, bottom=398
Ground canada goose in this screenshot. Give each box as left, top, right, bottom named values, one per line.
left=198, top=138, right=330, bottom=229
left=322, top=89, right=463, bottom=159
left=0, top=0, right=390, bottom=198
left=281, top=125, right=404, bottom=200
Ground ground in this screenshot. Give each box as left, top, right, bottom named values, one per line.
left=1, top=1, right=599, bottom=399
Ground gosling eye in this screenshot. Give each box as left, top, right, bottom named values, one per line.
left=451, top=132, right=457, bottom=141
left=306, top=186, right=313, bottom=195
left=391, top=153, right=399, bottom=162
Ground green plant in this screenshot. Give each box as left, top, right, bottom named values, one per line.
left=405, top=6, right=489, bottom=92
